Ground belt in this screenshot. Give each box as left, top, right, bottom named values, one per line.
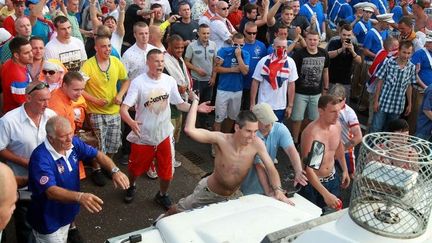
left=319, top=172, right=335, bottom=183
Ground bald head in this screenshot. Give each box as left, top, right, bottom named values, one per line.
left=0, top=163, right=17, bottom=230
left=216, top=1, right=229, bottom=17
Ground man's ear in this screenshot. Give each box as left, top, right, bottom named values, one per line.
left=234, top=123, right=240, bottom=132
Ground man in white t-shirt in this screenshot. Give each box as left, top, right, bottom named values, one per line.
left=250, top=37, right=298, bottom=122
left=122, top=21, right=157, bottom=81
left=120, top=49, right=213, bottom=209
left=330, top=84, right=362, bottom=178
left=209, top=0, right=236, bottom=50
left=44, top=16, right=87, bottom=72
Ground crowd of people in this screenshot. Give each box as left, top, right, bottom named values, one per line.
left=0, top=0, right=432, bottom=242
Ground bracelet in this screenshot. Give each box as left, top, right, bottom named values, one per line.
left=272, top=185, right=285, bottom=192
left=288, top=105, right=293, bottom=108
left=353, top=54, right=358, bottom=58
left=324, top=87, right=329, bottom=91
left=76, top=192, right=84, bottom=203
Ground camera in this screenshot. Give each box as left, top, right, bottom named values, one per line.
left=344, top=38, right=351, bottom=44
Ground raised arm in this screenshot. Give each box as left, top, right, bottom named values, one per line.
left=116, top=0, right=126, bottom=37
left=89, top=0, right=102, bottom=30
left=255, top=0, right=269, bottom=27
left=184, top=98, right=220, bottom=144
left=267, top=0, right=283, bottom=27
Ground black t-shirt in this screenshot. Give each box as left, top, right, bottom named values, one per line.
left=123, top=4, right=149, bottom=45
left=292, top=47, right=330, bottom=95
left=291, top=15, right=310, bottom=33
left=327, top=39, right=359, bottom=85
left=170, top=20, right=199, bottom=41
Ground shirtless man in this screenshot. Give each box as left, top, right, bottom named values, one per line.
left=299, top=95, right=350, bottom=212
left=170, top=98, right=290, bottom=213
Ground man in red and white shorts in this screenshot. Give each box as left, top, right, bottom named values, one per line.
left=120, top=49, right=213, bottom=209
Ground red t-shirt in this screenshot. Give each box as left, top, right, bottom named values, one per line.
left=1, top=59, right=31, bottom=112
left=3, top=15, right=16, bottom=36
left=227, top=10, right=243, bottom=31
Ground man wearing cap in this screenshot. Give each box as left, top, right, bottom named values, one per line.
left=41, top=59, right=65, bottom=91
left=345, top=2, right=366, bottom=25
left=3, top=0, right=26, bottom=36
left=0, top=16, right=32, bottom=64
left=1, top=36, right=33, bottom=113
left=250, top=37, right=298, bottom=122
left=411, top=29, right=432, bottom=88
left=363, top=13, right=393, bottom=64
left=370, top=41, right=416, bottom=133
left=0, top=81, right=56, bottom=243
left=352, top=2, right=375, bottom=45
left=241, top=103, right=307, bottom=195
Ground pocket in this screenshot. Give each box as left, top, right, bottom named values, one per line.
left=194, top=50, right=203, bottom=55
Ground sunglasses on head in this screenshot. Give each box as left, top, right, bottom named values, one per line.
left=233, top=43, right=245, bottom=48
left=27, top=82, right=49, bottom=94
left=42, top=70, right=56, bottom=75
left=246, top=31, right=257, bottom=35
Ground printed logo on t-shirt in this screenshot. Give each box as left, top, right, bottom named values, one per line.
left=39, top=176, right=49, bottom=185
left=300, top=56, right=326, bottom=88
left=144, top=88, right=169, bottom=115
left=59, top=49, right=82, bottom=72
left=254, top=46, right=262, bottom=59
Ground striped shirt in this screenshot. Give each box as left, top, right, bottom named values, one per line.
left=376, top=57, right=416, bottom=114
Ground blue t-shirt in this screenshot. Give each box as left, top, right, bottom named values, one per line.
left=363, top=28, right=388, bottom=61
left=328, top=1, right=353, bottom=29
left=344, top=15, right=356, bottom=24
left=353, top=20, right=372, bottom=45
left=371, top=0, right=388, bottom=15
left=411, top=48, right=432, bottom=86
left=391, top=6, right=411, bottom=24
left=217, top=47, right=251, bottom=92
left=242, top=40, right=267, bottom=89
left=416, top=85, right=432, bottom=137
left=241, top=122, right=294, bottom=195
left=299, top=2, right=325, bottom=35
left=27, top=137, right=98, bottom=234
left=32, top=19, right=51, bottom=44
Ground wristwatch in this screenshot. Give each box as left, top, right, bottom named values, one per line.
left=111, top=167, right=120, bottom=175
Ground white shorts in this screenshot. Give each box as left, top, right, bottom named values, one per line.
left=33, top=224, right=70, bottom=243
left=215, top=90, right=242, bottom=123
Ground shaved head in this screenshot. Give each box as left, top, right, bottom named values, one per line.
left=0, top=163, right=17, bottom=230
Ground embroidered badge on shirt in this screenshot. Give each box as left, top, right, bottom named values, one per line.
left=39, top=176, right=49, bottom=185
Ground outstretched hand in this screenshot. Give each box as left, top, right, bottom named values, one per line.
left=197, top=101, right=214, bottom=114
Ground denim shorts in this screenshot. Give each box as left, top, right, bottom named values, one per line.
left=291, top=93, right=321, bottom=121
left=299, top=171, right=341, bottom=210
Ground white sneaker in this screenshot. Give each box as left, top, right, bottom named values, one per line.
left=174, top=160, right=182, bottom=168
left=146, top=167, right=158, bottom=179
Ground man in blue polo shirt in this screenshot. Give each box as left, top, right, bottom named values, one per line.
left=241, top=21, right=266, bottom=110
left=27, top=116, right=129, bottom=242
left=241, top=103, right=307, bottom=195
left=299, top=0, right=326, bottom=41
left=352, top=3, right=375, bottom=45
left=211, top=33, right=250, bottom=134
left=411, top=30, right=432, bottom=89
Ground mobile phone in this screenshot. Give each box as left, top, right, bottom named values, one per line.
left=345, top=38, right=351, bottom=44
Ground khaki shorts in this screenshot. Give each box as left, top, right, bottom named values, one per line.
left=177, top=177, right=243, bottom=211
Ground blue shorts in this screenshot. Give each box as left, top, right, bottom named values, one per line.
left=291, top=93, right=321, bottom=121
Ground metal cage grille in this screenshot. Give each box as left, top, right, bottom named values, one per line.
left=349, top=132, right=432, bottom=239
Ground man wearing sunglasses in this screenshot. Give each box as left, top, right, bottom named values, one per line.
left=0, top=81, right=56, bottom=243
left=1, top=36, right=33, bottom=113
left=209, top=0, right=237, bottom=50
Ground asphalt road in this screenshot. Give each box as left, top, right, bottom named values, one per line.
left=3, top=113, right=360, bottom=243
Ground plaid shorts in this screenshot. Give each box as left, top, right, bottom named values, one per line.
left=88, top=113, right=122, bottom=154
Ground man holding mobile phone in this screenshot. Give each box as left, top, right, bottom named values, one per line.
left=299, top=95, right=350, bottom=215
left=326, top=24, right=361, bottom=103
